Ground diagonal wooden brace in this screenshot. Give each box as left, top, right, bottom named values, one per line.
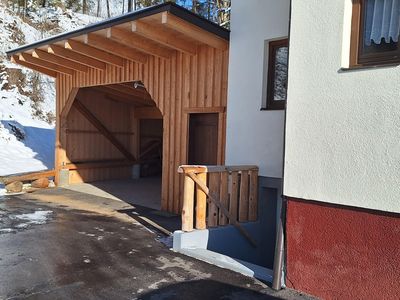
left=74, top=98, right=136, bottom=162
left=186, top=172, right=257, bottom=248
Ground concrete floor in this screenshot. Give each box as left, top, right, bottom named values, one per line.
left=64, top=177, right=162, bottom=210
left=0, top=188, right=314, bottom=300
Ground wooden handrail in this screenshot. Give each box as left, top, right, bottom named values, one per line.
left=178, top=165, right=258, bottom=174
left=178, top=164, right=259, bottom=248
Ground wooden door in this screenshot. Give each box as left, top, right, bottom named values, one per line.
left=188, top=113, right=219, bottom=165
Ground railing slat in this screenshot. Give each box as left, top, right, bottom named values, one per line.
left=196, top=172, right=207, bottom=230
left=239, top=170, right=249, bottom=222
left=248, top=169, right=258, bottom=221
left=208, top=172, right=220, bottom=227
left=229, top=171, right=239, bottom=225
left=219, top=171, right=229, bottom=225
left=182, top=174, right=195, bottom=231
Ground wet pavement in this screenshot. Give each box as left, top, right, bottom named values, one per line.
left=0, top=189, right=313, bottom=300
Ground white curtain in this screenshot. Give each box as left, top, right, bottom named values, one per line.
left=364, top=0, right=400, bottom=45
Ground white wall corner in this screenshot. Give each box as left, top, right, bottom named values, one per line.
left=341, top=0, right=353, bottom=68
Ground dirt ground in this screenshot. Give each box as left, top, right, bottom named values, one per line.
left=0, top=188, right=315, bottom=300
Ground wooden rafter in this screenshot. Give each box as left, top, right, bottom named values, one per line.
left=134, top=107, right=163, bottom=119
left=65, top=39, right=124, bottom=67
left=48, top=45, right=106, bottom=70
left=85, top=34, right=148, bottom=64
left=161, top=12, right=228, bottom=50
left=11, top=55, right=56, bottom=77
left=131, top=20, right=197, bottom=55
left=100, top=85, right=154, bottom=106
left=73, top=99, right=136, bottom=162
left=108, top=27, right=175, bottom=59
left=32, top=49, right=88, bottom=73
left=19, top=53, right=74, bottom=76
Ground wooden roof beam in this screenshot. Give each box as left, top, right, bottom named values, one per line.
left=48, top=45, right=106, bottom=70
left=91, top=86, right=154, bottom=107
left=11, top=55, right=57, bottom=77
left=65, top=39, right=124, bottom=67
left=32, top=49, right=88, bottom=73
left=131, top=20, right=197, bottom=55
left=102, top=85, right=154, bottom=106
left=85, top=34, right=148, bottom=64
left=19, top=53, right=74, bottom=76
left=161, top=12, right=228, bottom=50
left=107, top=27, right=175, bottom=59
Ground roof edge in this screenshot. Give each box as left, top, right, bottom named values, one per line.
left=6, top=2, right=229, bottom=57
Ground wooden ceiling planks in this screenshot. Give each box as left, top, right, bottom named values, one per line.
left=85, top=33, right=148, bottom=64
left=131, top=20, right=198, bottom=55
left=32, top=49, right=89, bottom=73
left=107, top=27, right=175, bottom=59
left=48, top=45, right=107, bottom=70
left=65, top=40, right=124, bottom=67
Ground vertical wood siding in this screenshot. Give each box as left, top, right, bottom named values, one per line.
left=56, top=47, right=228, bottom=213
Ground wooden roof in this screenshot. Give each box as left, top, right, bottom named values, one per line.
left=6, top=3, right=229, bottom=78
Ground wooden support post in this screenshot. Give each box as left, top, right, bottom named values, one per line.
left=239, top=170, right=249, bottom=222
left=219, top=171, right=229, bottom=225
left=229, top=171, right=239, bottom=225
left=195, top=172, right=207, bottom=230
left=248, top=169, right=258, bottom=221
left=208, top=172, right=220, bottom=227
left=182, top=174, right=195, bottom=232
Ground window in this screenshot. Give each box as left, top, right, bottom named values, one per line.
left=351, top=0, right=400, bottom=66
left=266, top=39, right=289, bottom=110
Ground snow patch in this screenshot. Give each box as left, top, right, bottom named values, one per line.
left=12, top=210, right=53, bottom=224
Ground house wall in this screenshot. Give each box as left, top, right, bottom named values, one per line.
left=284, top=0, right=400, bottom=214
left=284, top=0, right=400, bottom=298
left=225, top=0, right=290, bottom=178
left=56, top=46, right=229, bottom=214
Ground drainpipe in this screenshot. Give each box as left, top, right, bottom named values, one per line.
left=272, top=0, right=292, bottom=291
left=272, top=196, right=285, bottom=290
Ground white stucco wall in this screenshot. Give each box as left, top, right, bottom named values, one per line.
left=225, top=0, right=290, bottom=178
left=284, top=0, right=400, bottom=213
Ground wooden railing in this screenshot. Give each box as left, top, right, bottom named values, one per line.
left=178, top=165, right=259, bottom=247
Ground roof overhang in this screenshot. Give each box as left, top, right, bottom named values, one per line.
left=6, top=2, right=229, bottom=78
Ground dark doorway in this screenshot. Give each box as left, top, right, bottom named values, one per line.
left=188, top=113, right=219, bottom=165
left=140, top=119, right=163, bottom=177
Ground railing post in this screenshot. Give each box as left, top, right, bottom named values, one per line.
left=182, top=173, right=195, bottom=232
left=196, top=172, right=207, bottom=230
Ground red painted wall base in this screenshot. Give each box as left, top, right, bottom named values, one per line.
left=285, top=198, right=400, bottom=300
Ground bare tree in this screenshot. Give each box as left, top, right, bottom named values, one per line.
left=106, top=0, right=110, bottom=17
left=128, top=0, right=133, bottom=12
left=82, top=0, right=87, bottom=14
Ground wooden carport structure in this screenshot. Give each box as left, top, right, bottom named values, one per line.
left=7, top=3, right=229, bottom=213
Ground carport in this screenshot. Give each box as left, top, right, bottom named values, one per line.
left=7, top=3, right=229, bottom=213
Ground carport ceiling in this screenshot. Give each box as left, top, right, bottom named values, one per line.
left=6, top=2, right=229, bottom=78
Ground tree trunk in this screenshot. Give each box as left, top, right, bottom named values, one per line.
left=106, top=0, right=110, bottom=17
left=82, top=0, right=87, bottom=14
left=128, top=0, right=133, bottom=12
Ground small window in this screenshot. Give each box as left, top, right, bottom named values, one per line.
left=266, top=39, right=289, bottom=110
left=351, top=0, right=400, bottom=66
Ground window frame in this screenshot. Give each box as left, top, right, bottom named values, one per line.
left=265, top=38, right=289, bottom=111
left=350, top=0, right=400, bottom=67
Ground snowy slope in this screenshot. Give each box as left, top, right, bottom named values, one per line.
left=0, top=3, right=99, bottom=178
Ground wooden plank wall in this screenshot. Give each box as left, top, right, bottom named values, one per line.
left=66, top=88, right=135, bottom=183
left=56, top=45, right=228, bottom=213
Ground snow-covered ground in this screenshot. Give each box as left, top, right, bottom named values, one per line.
left=0, top=2, right=100, bottom=179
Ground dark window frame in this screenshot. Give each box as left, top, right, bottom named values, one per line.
left=265, top=38, right=289, bottom=111
left=350, top=0, right=400, bottom=67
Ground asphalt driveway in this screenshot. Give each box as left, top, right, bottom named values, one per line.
left=0, top=189, right=313, bottom=300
